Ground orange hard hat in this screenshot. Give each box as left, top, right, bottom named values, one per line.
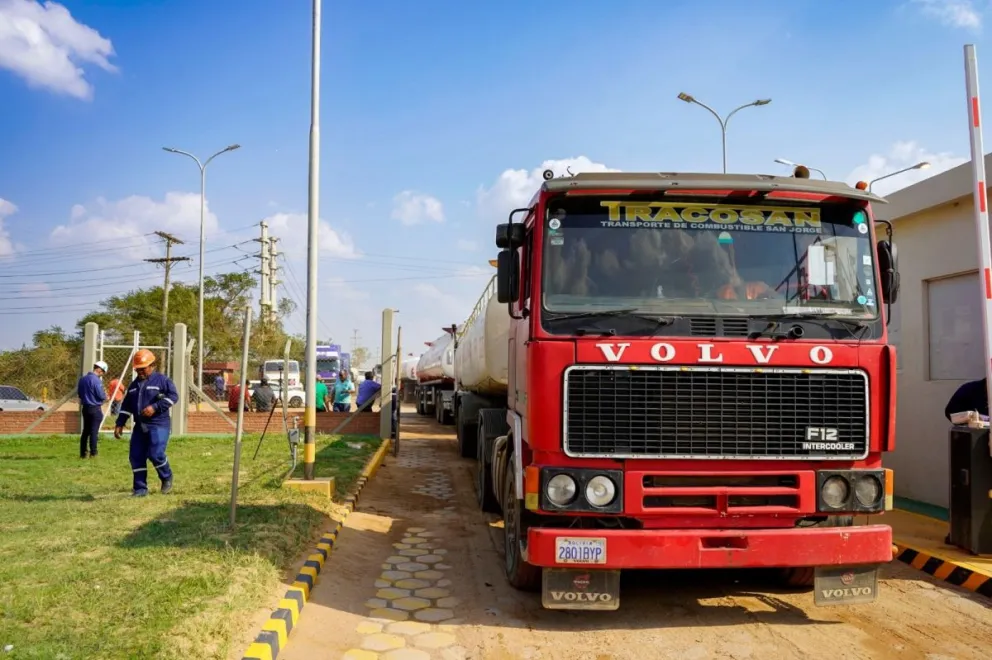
left=133, top=349, right=157, bottom=369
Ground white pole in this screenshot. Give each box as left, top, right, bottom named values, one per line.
left=230, top=306, right=252, bottom=527
left=303, top=0, right=322, bottom=480
left=964, top=44, right=992, bottom=410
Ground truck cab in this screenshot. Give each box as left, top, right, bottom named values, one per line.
left=481, top=171, right=899, bottom=610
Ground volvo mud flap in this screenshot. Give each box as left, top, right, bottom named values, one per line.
left=813, top=565, right=880, bottom=606
left=542, top=568, right=621, bottom=611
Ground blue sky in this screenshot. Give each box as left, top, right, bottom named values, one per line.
left=0, top=0, right=988, bottom=357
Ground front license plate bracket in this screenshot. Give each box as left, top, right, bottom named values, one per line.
left=542, top=568, right=620, bottom=611
left=813, top=564, right=880, bottom=606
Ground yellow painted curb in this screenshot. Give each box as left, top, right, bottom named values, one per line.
left=241, top=438, right=391, bottom=660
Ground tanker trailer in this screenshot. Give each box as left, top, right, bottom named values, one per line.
left=400, top=354, right=420, bottom=404
left=415, top=328, right=457, bottom=424
left=453, top=275, right=510, bottom=467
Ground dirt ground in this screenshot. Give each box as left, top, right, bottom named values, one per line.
left=275, top=412, right=992, bottom=660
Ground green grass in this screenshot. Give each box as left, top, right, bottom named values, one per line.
left=0, top=431, right=382, bottom=660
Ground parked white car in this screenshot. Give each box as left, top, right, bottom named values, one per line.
left=0, top=385, right=48, bottom=412
left=247, top=380, right=304, bottom=408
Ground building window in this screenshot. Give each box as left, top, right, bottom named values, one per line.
left=927, top=272, right=985, bottom=381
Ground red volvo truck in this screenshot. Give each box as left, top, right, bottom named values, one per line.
left=471, top=169, right=898, bottom=610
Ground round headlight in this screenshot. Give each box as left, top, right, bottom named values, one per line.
left=855, top=474, right=882, bottom=507
left=585, top=475, right=617, bottom=507
left=821, top=475, right=850, bottom=509
left=547, top=474, right=577, bottom=506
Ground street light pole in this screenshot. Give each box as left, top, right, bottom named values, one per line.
left=677, top=93, right=771, bottom=173
left=303, top=0, right=322, bottom=481
left=868, top=161, right=932, bottom=192
left=162, top=144, right=241, bottom=397
left=774, top=158, right=828, bottom=180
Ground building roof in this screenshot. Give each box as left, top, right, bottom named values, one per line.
left=541, top=172, right=888, bottom=204
left=882, top=152, right=992, bottom=221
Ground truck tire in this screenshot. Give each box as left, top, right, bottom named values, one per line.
left=502, top=460, right=541, bottom=592
left=779, top=515, right=856, bottom=588
left=475, top=426, right=499, bottom=512
left=440, top=404, right=453, bottom=425
left=457, top=413, right=477, bottom=459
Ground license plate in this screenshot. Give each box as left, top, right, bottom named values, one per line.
left=555, top=537, right=607, bottom=565
left=813, top=565, right=880, bottom=606
left=542, top=568, right=620, bottom=610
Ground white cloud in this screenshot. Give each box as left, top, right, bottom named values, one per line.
left=0, top=0, right=117, bottom=100
left=391, top=191, right=445, bottom=226
left=0, top=196, right=17, bottom=256
left=19, top=282, right=51, bottom=297
left=910, top=0, right=982, bottom=30
left=49, top=192, right=219, bottom=260
left=456, top=238, right=477, bottom=252
left=846, top=141, right=968, bottom=196
left=262, top=212, right=358, bottom=260
left=475, top=156, right=619, bottom=225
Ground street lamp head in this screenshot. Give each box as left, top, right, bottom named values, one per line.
left=753, top=99, right=772, bottom=106
left=677, top=92, right=695, bottom=103
left=225, top=144, right=242, bottom=153
left=915, top=161, right=931, bottom=170
left=162, top=147, right=180, bottom=153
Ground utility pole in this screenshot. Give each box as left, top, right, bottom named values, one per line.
left=268, top=237, right=280, bottom=321
left=145, top=231, right=190, bottom=330
left=255, top=222, right=271, bottom=321
left=303, top=0, right=322, bottom=481
left=351, top=328, right=360, bottom=352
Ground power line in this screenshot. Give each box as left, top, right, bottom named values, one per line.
left=144, top=231, right=191, bottom=329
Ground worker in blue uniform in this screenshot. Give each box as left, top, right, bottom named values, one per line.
left=77, top=360, right=109, bottom=458
left=114, top=349, right=178, bottom=497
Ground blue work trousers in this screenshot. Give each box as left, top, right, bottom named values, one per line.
left=129, top=423, right=173, bottom=493
left=80, top=404, right=102, bottom=457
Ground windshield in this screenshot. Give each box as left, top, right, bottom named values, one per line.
left=263, top=360, right=299, bottom=373
left=316, top=357, right=341, bottom=374
left=541, top=196, right=878, bottom=323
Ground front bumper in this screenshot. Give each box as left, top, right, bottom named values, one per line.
left=527, top=524, right=893, bottom=570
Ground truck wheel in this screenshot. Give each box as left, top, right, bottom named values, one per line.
left=778, top=515, right=856, bottom=588
left=457, top=414, right=477, bottom=459
left=441, top=406, right=453, bottom=425
left=289, top=396, right=303, bottom=408
left=502, top=461, right=541, bottom=592
left=475, top=427, right=499, bottom=513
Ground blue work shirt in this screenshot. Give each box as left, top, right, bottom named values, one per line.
left=115, top=371, right=178, bottom=429
left=356, top=379, right=381, bottom=408
left=77, top=372, right=106, bottom=407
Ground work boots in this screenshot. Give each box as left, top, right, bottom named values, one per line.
left=161, top=478, right=173, bottom=495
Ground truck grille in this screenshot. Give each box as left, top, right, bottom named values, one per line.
left=563, top=367, right=869, bottom=460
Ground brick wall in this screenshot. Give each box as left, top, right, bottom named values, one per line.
left=0, top=410, right=381, bottom=437
left=186, top=410, right=382, bottom=436
left=0, top=411, right=80, bottom=435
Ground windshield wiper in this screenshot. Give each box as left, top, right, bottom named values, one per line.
left=547, top=308, right=679, bottom=336
left=749, top=313, right=871, bottom=340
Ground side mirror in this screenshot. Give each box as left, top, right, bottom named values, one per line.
left=876, top=240, right=900, bottom=305
left=496, top=249, right=520, bottom=304
left=495, top=222, right=526, bottom=249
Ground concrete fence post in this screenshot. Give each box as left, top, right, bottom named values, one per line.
left=379, top=308, right=395, bottom=440
left=171, top=323, right=188, bottom=436
left=80, top=322, right=99, bottom=433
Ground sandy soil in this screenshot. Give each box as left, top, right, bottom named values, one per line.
left=276, top=413, right=992, bottom=660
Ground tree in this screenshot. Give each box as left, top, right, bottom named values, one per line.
left=0, top=326, right=82, bottom=400
left=352, top=345, right=370, bottom=370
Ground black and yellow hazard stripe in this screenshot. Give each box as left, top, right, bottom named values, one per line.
left=894, top=543, right=992, bottom=599
left=241, top=438, right=391, bottom=660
